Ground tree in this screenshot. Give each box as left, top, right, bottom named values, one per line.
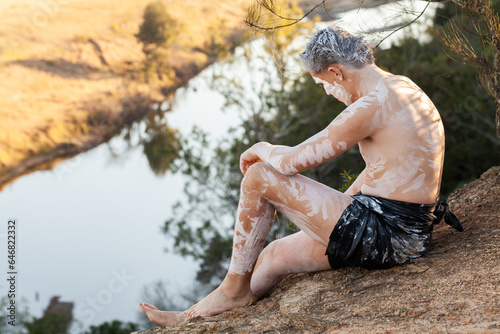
left=135, top=1, right=180, bottom=84
left=136, top=2, right=179, bottom=52
left=83, top=320, right=138, bottom=334
left=434, top=0, right=500, bottom=136
left=24, top=296, right=73, bottom=334
left=24, top=314, right=72, bottom=334
left=246, top=0, right=500, bottom=137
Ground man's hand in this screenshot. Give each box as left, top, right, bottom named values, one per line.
left=240, top=145, right=264, bottom=175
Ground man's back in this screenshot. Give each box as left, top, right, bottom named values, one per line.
left=358, top=75, right=445, bottom=204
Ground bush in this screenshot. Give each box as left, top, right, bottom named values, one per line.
left=136, top=1, right=179, bottom=50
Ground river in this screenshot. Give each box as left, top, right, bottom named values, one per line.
left=0, top=1, right=440, bottom=331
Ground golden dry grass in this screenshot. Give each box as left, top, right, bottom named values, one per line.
left=0, top=0, right=251, bottom=174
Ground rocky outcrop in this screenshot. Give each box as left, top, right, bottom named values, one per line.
left=136, top=166, right=500, bottom=333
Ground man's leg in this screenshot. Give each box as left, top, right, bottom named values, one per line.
left=251, top=230, right=331, bottom=298
left=140, top=162, right=353, bottom=325
left=138, top=233, right=331, bottom=325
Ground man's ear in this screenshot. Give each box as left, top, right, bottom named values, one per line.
left=327, top=65, right=343, bottom=81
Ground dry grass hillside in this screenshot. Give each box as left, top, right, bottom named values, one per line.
left=0, top=0, right=251, bottom=187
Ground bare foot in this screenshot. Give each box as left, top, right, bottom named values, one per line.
left=186, top=285, right=257, bottom=318
left=138, top=302, right=187, bottom=326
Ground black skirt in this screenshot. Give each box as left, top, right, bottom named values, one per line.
left=325, top=192, right=463, bottom=270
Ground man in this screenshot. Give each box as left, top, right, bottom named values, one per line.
left=139, top=26, right=462, bottom=326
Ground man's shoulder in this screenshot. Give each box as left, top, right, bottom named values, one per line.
left=384, top=75, right=423, bottom=94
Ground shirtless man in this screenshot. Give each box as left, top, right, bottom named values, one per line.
left=139, top=26, right=461, bottom=326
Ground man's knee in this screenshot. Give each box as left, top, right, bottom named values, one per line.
left=258, top=239, right=287, bottom=273
left=242, top=162, right=275, bottom=189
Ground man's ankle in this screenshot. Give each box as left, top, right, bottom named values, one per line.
left=222, top=274, right=252, bottom=298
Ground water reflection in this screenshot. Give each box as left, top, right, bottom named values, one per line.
left=127, top=104, right=181, bottom=177
left=0, top=53, right=243, bottom=332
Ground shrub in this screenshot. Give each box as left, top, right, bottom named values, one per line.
left=136, top=2, right=179, bottom=51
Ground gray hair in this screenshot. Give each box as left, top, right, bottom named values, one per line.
left=300, top=26, right=374, bottom=73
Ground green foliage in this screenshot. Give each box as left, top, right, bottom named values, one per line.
left=136, top=2, right=179, bottom=50
left=434, top=0, right=497, bottom=73
left=163, top=128, right=241, bottom=286
left=205, top=21, right=236, bottom=60
left=135, top=2, right=180, bottom=84
left=83, top=320, right=138, bottom=334
left=118, top=99, right=181, bottom=176
left=338, top=171, right=359, bottom=193
left=24, top=313, right=72, bottom=334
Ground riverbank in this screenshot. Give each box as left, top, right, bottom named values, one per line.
left=0, top=0, right=251, bottom=189
left=0, top=0, right=392, bottom=190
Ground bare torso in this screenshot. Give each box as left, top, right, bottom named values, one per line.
left=354, top=75, right=444, bottom=204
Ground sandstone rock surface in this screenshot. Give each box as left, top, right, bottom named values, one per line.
left=136, top=167, right=500, bottom=333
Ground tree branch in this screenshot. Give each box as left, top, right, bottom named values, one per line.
left=373, top=1, right=431, bottom=49
left=245, top=0, right=328, bottom=30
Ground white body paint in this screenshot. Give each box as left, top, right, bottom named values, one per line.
left=244, top=71, right=444, bottom=204
left=228, top=211, right=273, bottom=276
left=313, top=77, right=353, bottom=106
left=357, top=75, right=444, bottom=203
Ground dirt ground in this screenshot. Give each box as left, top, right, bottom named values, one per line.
left=135, top=166, right=500, bottom=334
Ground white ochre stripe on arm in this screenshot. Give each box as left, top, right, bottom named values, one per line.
left=254, top=93, right=381, bottom=175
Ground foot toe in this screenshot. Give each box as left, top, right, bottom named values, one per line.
left=138, top=303, right=147, bottom=313
left=143, top=302, right=159, bottom=310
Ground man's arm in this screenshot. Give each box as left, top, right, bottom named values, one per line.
left=240, top=93, right=381, bottom=175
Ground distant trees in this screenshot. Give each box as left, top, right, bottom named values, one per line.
left=0, top=295, right=141, bottom=334
left=24, top=314, right=72, bottom=334
left=83, top=320, right=138, bottom=334
left=434, top=0, right=500, bottom=136
left=24, top=296, right=73, bottom=334
left=131, top=1, right=182, bottom=173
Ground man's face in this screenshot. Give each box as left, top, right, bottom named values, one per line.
left=309, top=71, right=353, bottom=106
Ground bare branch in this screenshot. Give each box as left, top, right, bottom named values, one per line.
left=373, top=2, right=431, bottom=49
left=245, top=0, right=328, bottom=30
